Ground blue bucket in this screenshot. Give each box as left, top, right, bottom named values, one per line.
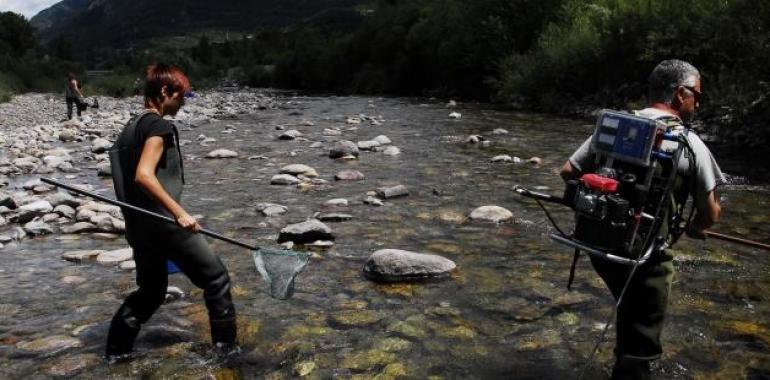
left=166, top=260, right=181, bottom=274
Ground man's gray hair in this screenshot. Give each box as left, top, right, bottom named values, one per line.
left=648, top=59, right=700, bottom=104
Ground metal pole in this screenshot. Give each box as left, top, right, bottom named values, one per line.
left=41, top=177, right=258, bottom=251
left=705, top=230, right=770, bottom=251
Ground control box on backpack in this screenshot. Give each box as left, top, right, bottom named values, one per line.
left=560, top=110, right=684, bottom=259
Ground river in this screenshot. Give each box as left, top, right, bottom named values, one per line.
left=0, top=92, right=768, bottom=379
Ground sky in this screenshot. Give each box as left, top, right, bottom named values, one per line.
left=0, top=0, right=60, bottom=19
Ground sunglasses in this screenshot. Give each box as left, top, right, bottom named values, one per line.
left=681, top=85, right=702, bottom=103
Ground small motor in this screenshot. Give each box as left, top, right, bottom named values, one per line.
left=565, top=173, right=634, bottom=253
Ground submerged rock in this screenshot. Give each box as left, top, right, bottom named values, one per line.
left=364, top=249, right=457, bottom=282
left=469, top=206, right=513, bottom=223
left=16, top=335, right=82, bottom=355
left=278, top=219, right=334, bottom=244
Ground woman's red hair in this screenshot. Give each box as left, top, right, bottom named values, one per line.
left=144, top=63, right=190, bottom=107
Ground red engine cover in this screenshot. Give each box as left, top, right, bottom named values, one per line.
left=580, top=173, right=619, bottom=193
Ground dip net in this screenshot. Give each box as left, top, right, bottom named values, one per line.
left=252, top=248, right=310, bottom=300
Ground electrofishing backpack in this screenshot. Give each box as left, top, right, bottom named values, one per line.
left=516, top=109, right=696, bottom=269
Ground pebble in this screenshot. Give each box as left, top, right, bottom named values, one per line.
left=491, top=155, right=513, bottom=163
left=329, top=140, right=359, bottom=159
left=60, top=276, right=87, bottom=285
left=449, top=112, right=462, bottom=119
left=373, top=135, right=392, bottom=145
left=364, top=197, right=384, bottom=206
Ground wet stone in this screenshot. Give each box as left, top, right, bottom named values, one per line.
left=373, top=135, right=392, bottom=145
left=375, top=337, right=413, bottom=352
left=383, top=146, right=401, bottom=156
left=256, top=203, right=289, bottom=217
left=357, top=140, right=381, bottom=151
left=294, top=361, right=316, bottom=377
left=279, top=129, right=303, bottom=140
left=492, top=128, right=509, bottom=135
left=469, top=205, right=513, bottom=223
left=61, top=222, right=97, bottom=234
left=60, top=276, right=87, bottom=285
left=53, top=204, right=76, bottom=219
left=325, top=198, right=348, bottom=207
left=271, top=174, right=301, bottom=185
left=23, top=221, right=54, bottom=236
left=335, top=170, right=365, bottom=181
left=206, top=149, right=239, bottom=158
left=329, top=140, right=359, bottom=159
left=96, top=162, right=111, bottom=176
left=16, top=335, right=82, bottom=355
left=90, top=138, right=111, bottom=153
left=331, top=310, right=384, bottom=327
left=376, top=185, right=409, bottom=199
left=120, top=260, right=136, bottom=271
left=340, top=349, right=397, bottom=371
left=278, top=219, right=334, bottom=244
left=96, top=248, right=133, bottom=265
left=317, top=213, right=353, bottom=222
left=364, top=197, right=384, bottom=206
left=44, top=354, right=100, bottom=377
left=364, top=249, right=456, bottom=282
left=281, top=164, right=318, bottom=177
left=491, top=155, right=513, bottom=163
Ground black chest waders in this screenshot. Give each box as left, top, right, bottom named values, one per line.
left=514, top=110, right=698, bottom=378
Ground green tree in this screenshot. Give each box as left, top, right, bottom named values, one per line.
left=0, top=12, right=36, bottom=56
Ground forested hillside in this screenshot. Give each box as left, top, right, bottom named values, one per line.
left=2, top=0, right=768, bottom=159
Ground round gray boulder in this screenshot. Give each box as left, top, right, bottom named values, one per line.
left=363, top=249, right=456, bottom=282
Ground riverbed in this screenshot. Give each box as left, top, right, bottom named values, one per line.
left=0, top=90, right=768, bottom=379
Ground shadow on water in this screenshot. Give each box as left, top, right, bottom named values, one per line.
left=0, top=94, right=768, bottom=379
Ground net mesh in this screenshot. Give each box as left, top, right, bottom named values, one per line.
left=252, top=248, right=310, bottom=300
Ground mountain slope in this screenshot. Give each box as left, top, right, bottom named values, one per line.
left=31, top=0, right=368, bottom=50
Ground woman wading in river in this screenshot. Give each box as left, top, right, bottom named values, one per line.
left=106, top=64, right=237, bottom=360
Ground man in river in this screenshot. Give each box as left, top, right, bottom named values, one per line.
left=64, top=72, right=85, bottom=120
left=559, top=59, right=724, bottom=379
left=106, top=63, right=238, bottom=361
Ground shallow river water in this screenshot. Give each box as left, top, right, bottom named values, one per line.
left=1, top=93, right=769, bottom=379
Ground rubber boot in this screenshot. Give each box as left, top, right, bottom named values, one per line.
left=210, top=317, right=239, bottom=357
left=611, top=356, right=652, bottom=380
left=105, top=313, right=141, bottom=361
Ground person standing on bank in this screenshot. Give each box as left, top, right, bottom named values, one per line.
left=65, top=72, right=85, bottom=120
left=560, top=59, right=724, bottom=379
left=106, top=63, right=237, bottom=360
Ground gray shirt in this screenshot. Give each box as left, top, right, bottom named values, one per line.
left=568, top=108, right=725, bottom=213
